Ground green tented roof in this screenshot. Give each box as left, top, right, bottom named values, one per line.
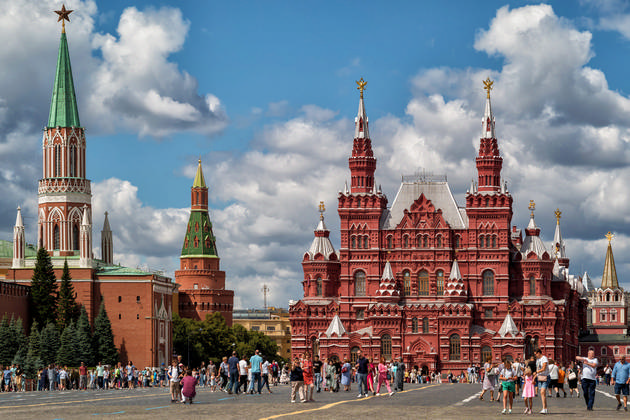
left=181, top=210, right=218, bottom=257
left=0, top=240, right=38, bottom=259
left=48, top=32, right=81, bottom=128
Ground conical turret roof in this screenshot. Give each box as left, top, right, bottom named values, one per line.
left=601, top=233, right=619, bottom=290
left=48, top=31, right=80, bottom=128
left=193, top=160, right=207, bottom=188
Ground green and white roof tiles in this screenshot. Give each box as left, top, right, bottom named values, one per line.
left=48, top=32, right=80, bottom=128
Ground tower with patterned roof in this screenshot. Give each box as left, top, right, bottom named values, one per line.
left=37, top=11, right=92, bottom=265
left=175, top=160, right=234, bottom=324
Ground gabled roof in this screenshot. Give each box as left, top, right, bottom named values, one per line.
left=497, top=312, right=521, bottom=338
left=48, top=32, right=80, bottom=128
left=380, top=179, right=467, bottom=230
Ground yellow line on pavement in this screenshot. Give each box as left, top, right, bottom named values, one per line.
left=259, top=384, right=440, bottom=420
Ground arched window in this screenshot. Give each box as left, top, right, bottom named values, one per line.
left=381, top=334, right=392, bottom=360
left=403, top=270, right=411, bottom=296
left=354, top=271, right=366, bottom=296
left=449, top=334, right=460, bottom=360
left=69, top=144, right=77, bottom=177
left=529, top=276, right=536, bottom=296
left=72, top=224, right=79, bottom=251
left=479, top=235, right=485, bottom=248
left=356, top=235, right=362, bottom=249
left=481, top=345, right=492, bottom=363
left=423, top=236, right=428, bottom=248
left=416, top=236, right=422, bottom=248
left=403, top=235, right=409, bottom=248
left=412, top=318, right=418, bottom=333
left=422, top=317, right=429, bottom=333
left=387, top=236, right=393, bottom=249
left=54, top=144, right=61, bottom=177
left=316, top=277, right=323, bottom=297
left=436, top=236, right=442, bottom=248
left=482, top=270, right=494, bottom=296
left=351, top=236, right=356, bottom=249
left=193, top=236, right=199, bottom=247
left=418, top=271, right=429, bottom=296
left=436, top=270, right=444, bottom=295
left=363, top=236, right=369, bottom=249
left=455, top=235, right=461, bottom=249
left=53, top=224, right=60, bottom=250
left=312, top=337, right=319, bottom=357
left=351, top=347, right=360, bottom=364
left=492, top=235, right=497, bottom=248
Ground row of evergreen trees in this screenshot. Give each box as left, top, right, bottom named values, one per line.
left=0, top=248, right=119, bottom=379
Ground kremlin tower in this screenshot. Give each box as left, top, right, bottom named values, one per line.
left=175, top=160, right=234, bottom=324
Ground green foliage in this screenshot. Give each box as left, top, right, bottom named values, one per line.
left=93, top=301, right=118, bottom=365
left=57, top=259, right=79, bottom=330
left=76, top=306, right=94, bottom=365
left=39, top=322, right=61, bottom=366
left=0, top=316, right=27, bottom=366
left=30, top=248, right=58, bottom=326
left=57, top=320, right=78, bottom=366
left=23, top=322, right=44, bottom=379
left=0, top=316, right=13, bottom=365
left=172, top=312, right=284, bottom=367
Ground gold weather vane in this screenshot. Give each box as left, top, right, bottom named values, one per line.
left=319, top=201, right=325, bottom=220
left=606, top=231, right=614, bottom=244
left=356, top=78, right=367, bottom=99
left=55, top=4, right=73, bottom=33
left=483, top=77, right=494, bottom=99
left=528, top=200, right=536, bottom=218
left=554, top=208, right=562, bottom=224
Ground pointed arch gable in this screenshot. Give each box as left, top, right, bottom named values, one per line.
left=48, top=207, right=64, bottom=222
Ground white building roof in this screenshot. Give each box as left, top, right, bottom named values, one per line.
left=305, top=217, right=337, bottom=261
left=498, top=312, right=520, bottom=338
left=324, top=315, right=346, bottom=337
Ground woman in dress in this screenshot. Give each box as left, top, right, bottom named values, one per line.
left=326, top=358, right=336, bottom=392
left=340, top=357, right=352, bottom=391
left=376, top=357, right=393, bottom=396
left=522, top=367, right=535, bottom=415
left=479, top=355, right=497, bottom=401
left=367, top=357, right=375, bottom=395
left=567, top=361, right=579, bottom=397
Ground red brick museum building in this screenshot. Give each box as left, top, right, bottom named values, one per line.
left=289, top=79, right=589, bottom=373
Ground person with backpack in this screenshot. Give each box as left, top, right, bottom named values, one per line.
left=167, top=359, right=182, bottom=403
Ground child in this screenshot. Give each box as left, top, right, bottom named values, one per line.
left=180, top=370, right=198, bottom=404
left=522, top=367, right=535, bottom=415
left=376, top=357, right=393, bottom=396
left=289, top=358, right=305, bottom=403
left=499, top=362, right=515, bottom=414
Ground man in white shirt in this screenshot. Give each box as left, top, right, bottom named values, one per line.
left=238, top=356, right=248, bottom=393
left=577, top=350, right=599, bottom=411
left=535, top=349, right=549, bottom=414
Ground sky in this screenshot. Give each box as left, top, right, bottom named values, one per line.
left=2, top=0, right=630, bottom=308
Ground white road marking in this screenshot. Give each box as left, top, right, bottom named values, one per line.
left=597, top=389, right=617, bottom=400
left=454, top=390, right=482, bottom=406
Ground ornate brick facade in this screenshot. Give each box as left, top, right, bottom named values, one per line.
left=290, top=80, right=589, bottom=372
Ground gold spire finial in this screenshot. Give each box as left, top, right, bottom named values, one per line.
left=356, top=77, right=367, bottom=99
left=554, top=208, right=562, bottom=224
left=606, top=231, right=614, bottom=244
left=318, top=201, right=325, bottom=220
left=55, top=4, right=73, bottom=33
left=528, top=200, right=535, bottom=218
left=483, top=77, right=494, bottom=99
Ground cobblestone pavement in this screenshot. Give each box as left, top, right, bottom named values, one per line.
left=0, top=382, right=625, bottom=419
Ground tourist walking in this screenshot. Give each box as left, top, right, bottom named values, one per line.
left=261, top=356, right=273, bottom=394
left=479, top=356, right=497, bottom=401
left=611, top=355, right=629, bottom=411
left=325, top=358, right=336, bottom=392
left=355, top=350, right=369, bottom=398
left=300, top=352, right=312, bottom=400
left=376, top=357, right=393, bottom=396
left=340, top=357, right=352, bottom=391
left=167, top=359, right=181, bottom=403
left=567, top=361, right=579, bottom=397
left=313, top=355, right=323, bottom=393
left=500, top=361, right=515, bottom=414
left=534, top=348, right=549, bottom=414
left=227, top=351, right=240, bottom=394
left=289, top=358, right=305, bottom=403
left=522, top=367, right=535, bottom=415
left=238, top=355, right=248, bottom=393
left=219, top=357, right=229, bottom=392
left=577, top=349, right=599, bottom=411
left=250, top=349, right=263, bottom=394
left=395, top=356, right=406, bottom=392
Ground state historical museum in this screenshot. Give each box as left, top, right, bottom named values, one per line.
left=289, top=79, right=589, bottom=373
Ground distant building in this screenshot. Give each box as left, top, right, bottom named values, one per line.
left=233, top=307, right=291, bottom=358
left=175, top=161, right=234, bottom=325
left=580, top=234, right=630, bottom=365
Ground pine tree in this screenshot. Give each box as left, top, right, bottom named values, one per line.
left=0, top=316, right=12, bottom=365
left=30, top=248, right=58, bottom=326
left=23, top=322, right=43, bottom=379
left=39, top=322, right=61, bottom=366
left=57, top=259, right=79, bottom=330
left=57, top=321, right=77, bottom=367
left=76, top=306, right=94, bottom=365
left=93, top=302, right=118, bottom=365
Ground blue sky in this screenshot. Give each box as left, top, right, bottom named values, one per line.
left=3, top=0, right=630, bottom=307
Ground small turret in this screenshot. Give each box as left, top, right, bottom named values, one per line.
left=376, top=261, right=400, bottom=300
left=12, top=207, right=25, bottom=268
left=101, top=211, right=113, bottom=265
left=79, top=205, right=93, bottom=267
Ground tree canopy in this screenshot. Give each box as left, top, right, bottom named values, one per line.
left=30, top=247, right=58, bottom=326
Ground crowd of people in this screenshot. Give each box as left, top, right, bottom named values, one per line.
left=477, top=348, right=605, bottom=414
